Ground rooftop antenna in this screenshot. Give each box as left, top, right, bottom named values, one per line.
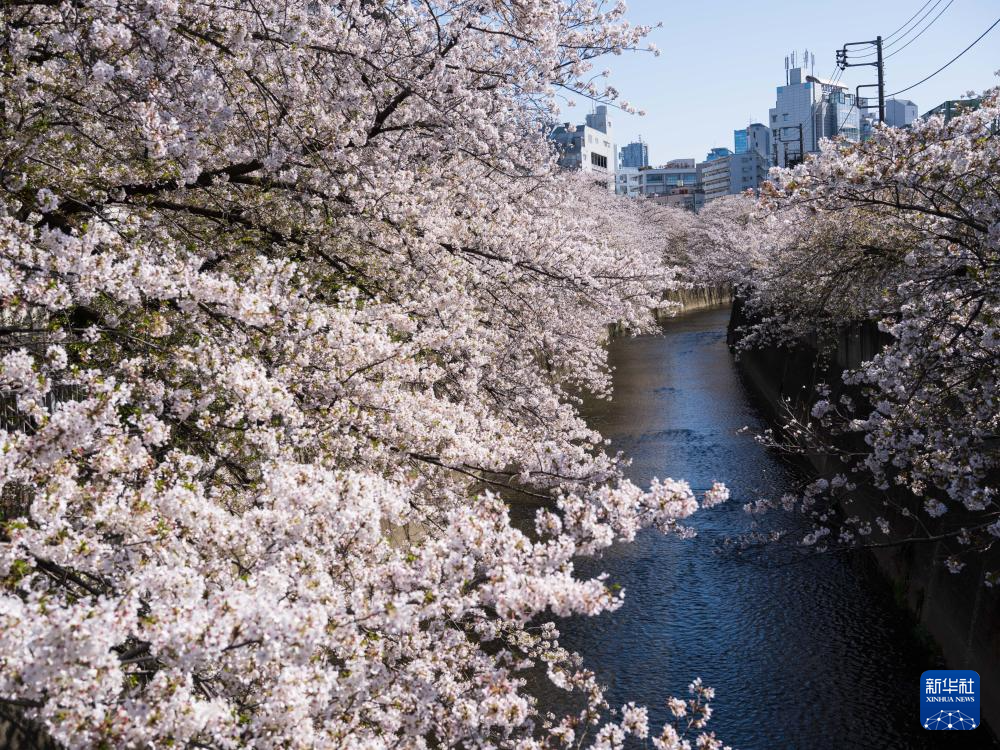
left=785, top=55, right=790, bottom=84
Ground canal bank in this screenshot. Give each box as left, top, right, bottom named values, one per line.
left=657, top=285, right=733, bottom=318
left=727, top=299, right=1000, bottom=737
left=547, top=304, right=998, bottom=749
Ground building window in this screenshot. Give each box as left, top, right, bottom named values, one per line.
left=590, top=152, right=607, bottom=168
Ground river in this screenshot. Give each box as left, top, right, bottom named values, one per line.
left=546, top=305, right=998, bottom=749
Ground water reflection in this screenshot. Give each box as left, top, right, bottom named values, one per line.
left=542, top=306, right=997, bottom=749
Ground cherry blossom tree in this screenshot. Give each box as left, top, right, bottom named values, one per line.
left=0, top=0, right=728, bottom=747
left=680, top=195, right=760, bottom=288
left=695, top=89, right=1000, bottom=584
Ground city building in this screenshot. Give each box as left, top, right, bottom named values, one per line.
left=734, top=128, right=748, bottom=155
left=885, top=98, right=918, bottom=128
left=698, top=157, right=731, bottom=202
left=729, top=151, right=769, bottom=193
left=614, top=159, right=704, bottom=211
left=860, top=109, right=876, bottom=142
left=549, top=104, right=616, bottom=185
left=858, top=98, right=919, bottom=141
left=705, top=147, right=734, bottom=162
left=614, top=159, right=698, bottom=197
left=619, top=139, right=649, bottom=169
left=697, top=150, right=769, bottom=203
left=734, top=123, right=773, bottom=167
left=769, top=54, right=860, bottom=167
left=616, top=167, right=642, bottom=198
left=747, top=123, right=772, bottom=167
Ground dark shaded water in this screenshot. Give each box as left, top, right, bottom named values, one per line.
left=549, top=307, right=997, bottom=749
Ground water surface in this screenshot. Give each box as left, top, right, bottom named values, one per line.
left=552, top=306, right=997, bottom=749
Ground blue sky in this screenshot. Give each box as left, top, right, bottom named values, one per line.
left=561, top=0, right=1000, bottom=164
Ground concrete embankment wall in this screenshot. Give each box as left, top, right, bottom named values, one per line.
left=728, top=298, right=1000, bottom=734
left=606, top=286, right=732, bottom=341
left=657, top=285, right=732, bottom=320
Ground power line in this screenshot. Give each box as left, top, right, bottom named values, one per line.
left=884, top=0, right=940, bottom=41
left=816, top=60, right=843, bottom=88
left=853, top=0, right=938, bottom=51
left=887, top=14, right=1000, bottom=96
left=828, top=0, right=972, bottom=135
left=854, top=0, right=944, bottom=56
left=819, top=65, right=843, bottom=86
left=885, top=0, right=956, bottom=59
left=851, top=0, right=947, bottom=59
left=882, top=0, right=946, bottom=48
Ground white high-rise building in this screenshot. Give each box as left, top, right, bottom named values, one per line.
left=769, top=56, right=860, bottom=167
left=549, top=105, right=616, bottom=186
left=699, top=158, right=732, bottom=202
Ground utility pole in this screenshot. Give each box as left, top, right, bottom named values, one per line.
left=875, top=36, right=885, bottom=123
left=837, top=36, right=885, bottom=123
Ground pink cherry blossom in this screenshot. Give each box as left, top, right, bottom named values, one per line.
left=0, top=0, right=727, bottom=746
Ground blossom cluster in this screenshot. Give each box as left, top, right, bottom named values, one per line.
left=688, top=89, right=1000, bottom=584
left=0, top=0, right=728, bottom=746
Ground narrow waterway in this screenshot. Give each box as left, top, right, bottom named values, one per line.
left=553, top=306, right=997, bottom=749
